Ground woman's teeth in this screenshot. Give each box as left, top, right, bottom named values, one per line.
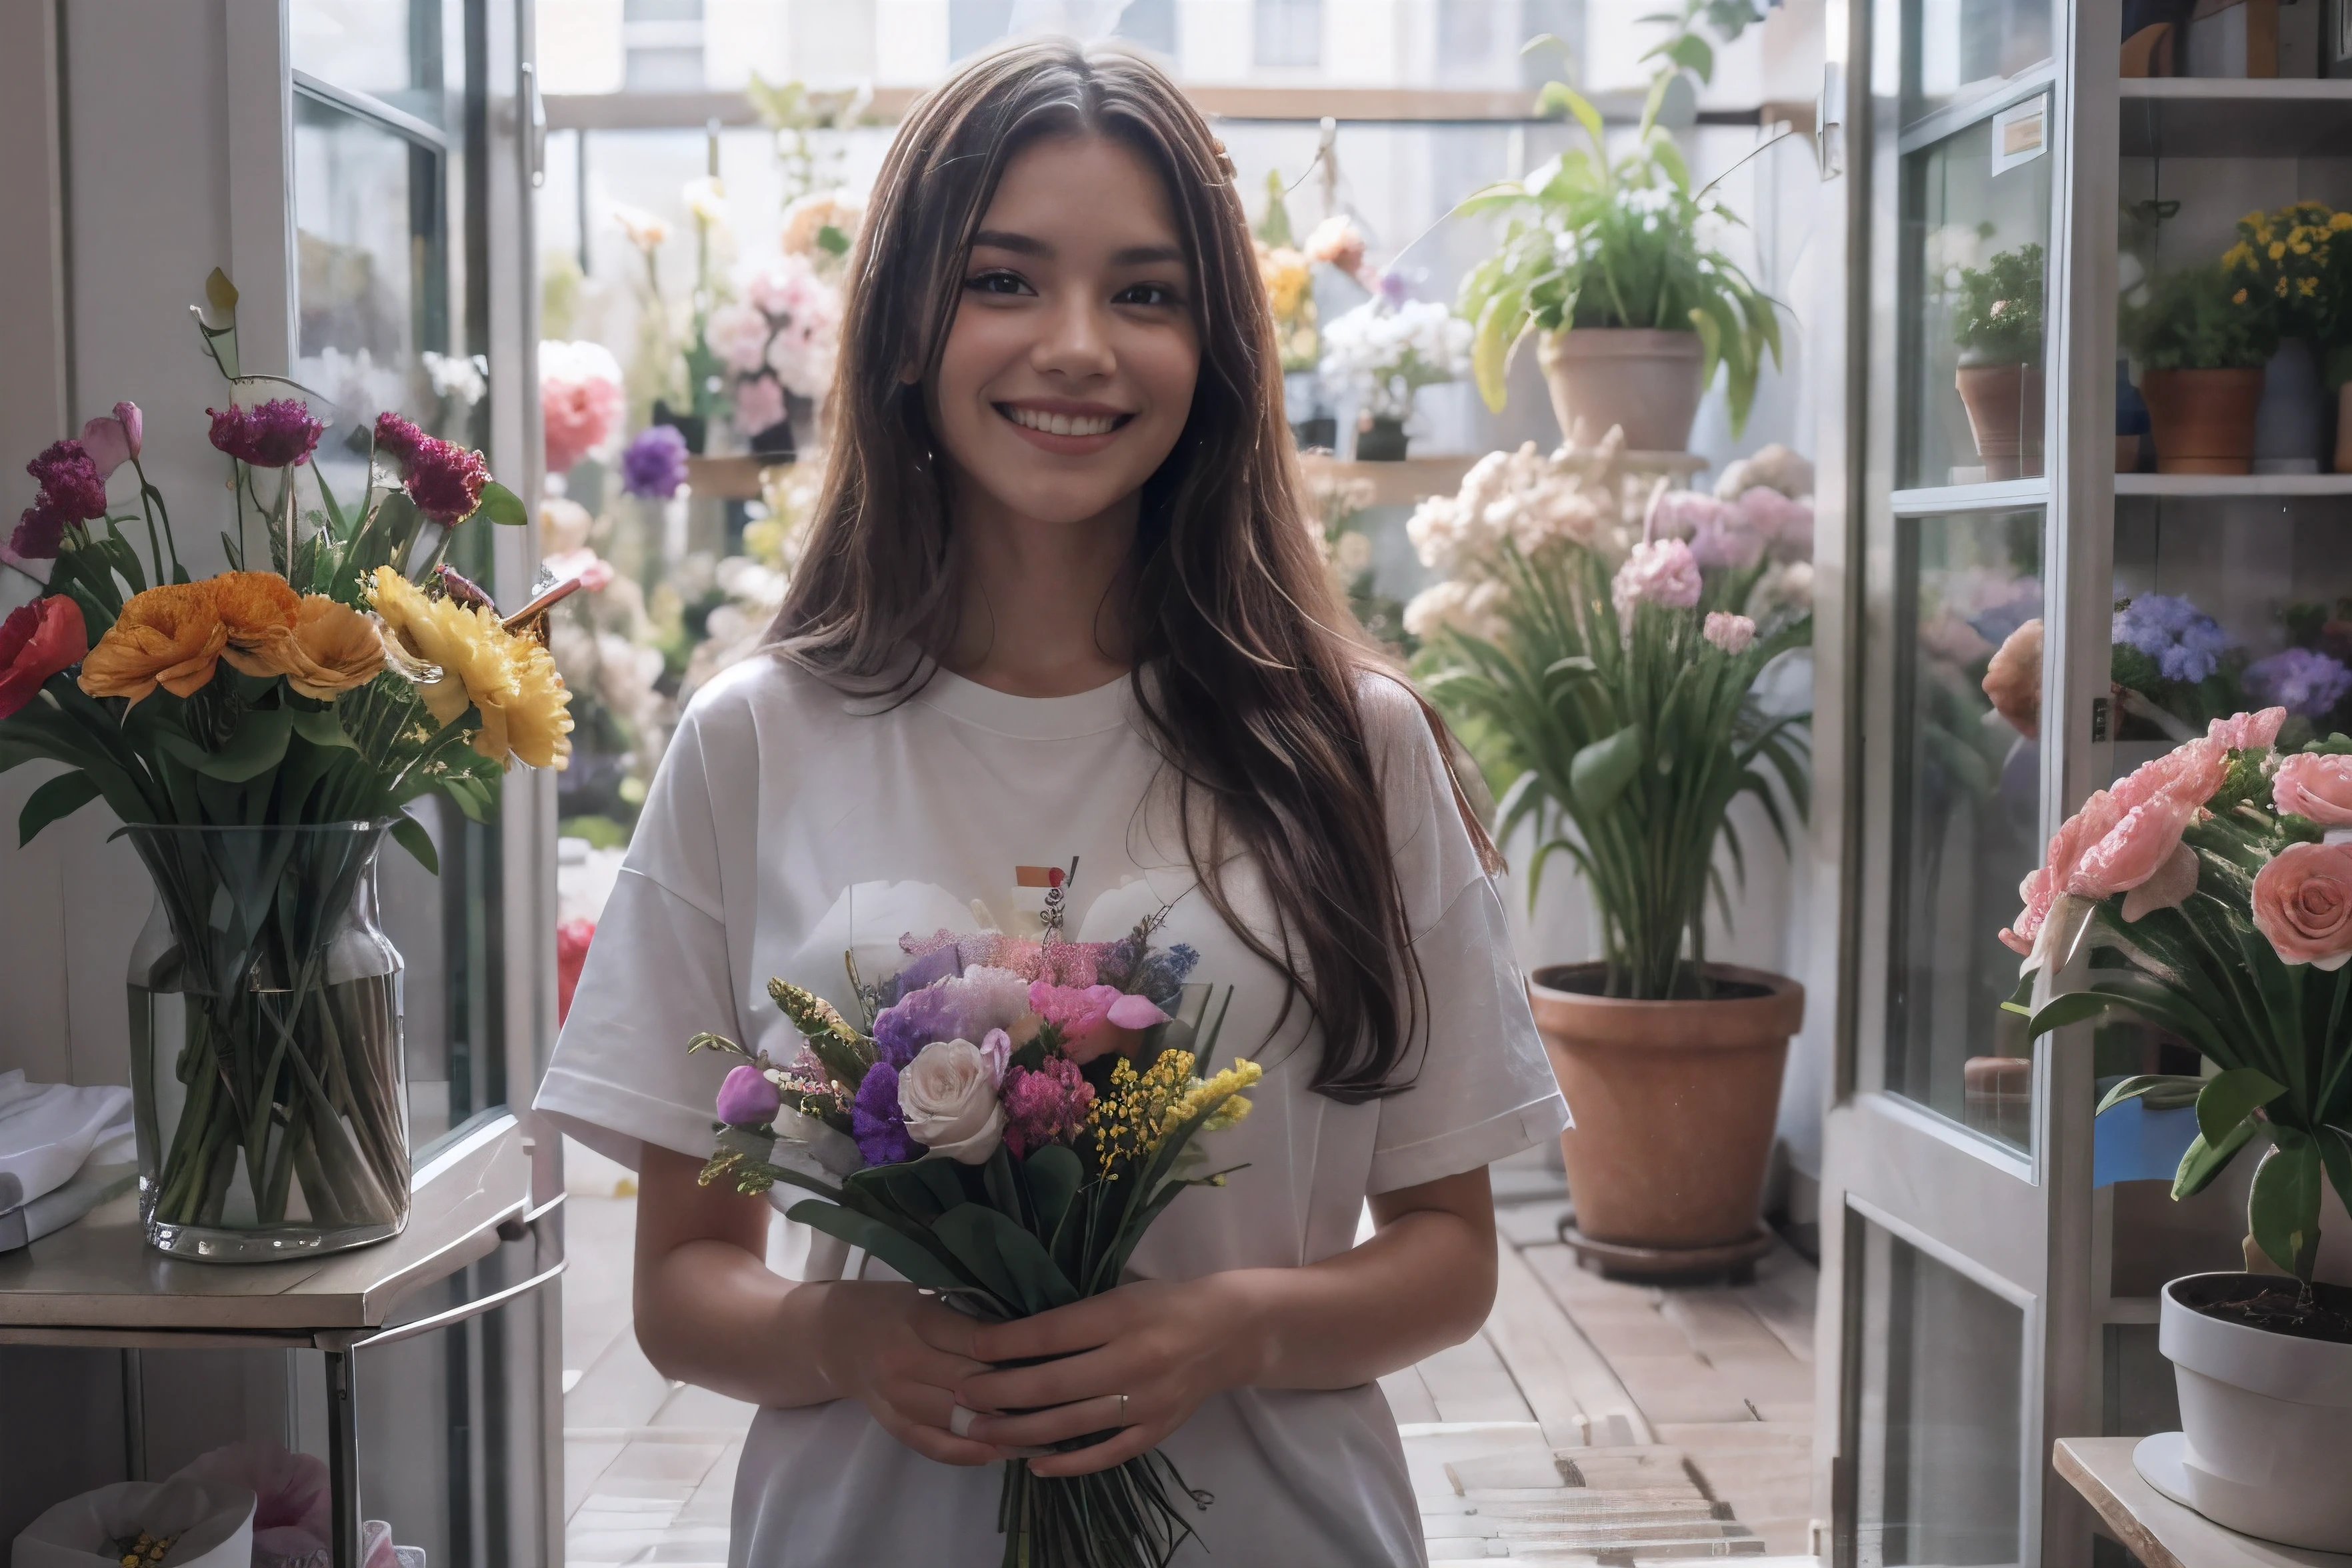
left=1005, top=406, right=1120, bottom=437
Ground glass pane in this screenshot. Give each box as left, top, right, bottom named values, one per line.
left=1899, top=102, right=2054, bottom=490
left=1896, top=0, right=2053, bottom=125
left=1853, top=1221, right=2024, bottom=1567
left=1885, top=508, right=2043, bottom=1149
left=291, top=0, right=451, bottom=127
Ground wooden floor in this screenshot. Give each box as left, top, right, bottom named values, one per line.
left=559, top=1146, right=1822, bottom=1567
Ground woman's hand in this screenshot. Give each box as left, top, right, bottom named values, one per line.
left=812, top=1281, right=1009, bottom=1468
left=953, top=1276, right=1257, bottom=1477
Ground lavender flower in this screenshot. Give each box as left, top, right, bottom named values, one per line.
left=621, top=425, right=691, bottom=499
left=852, top=1061, right=917, bottom=1164
left=715, top=1063, right=781, bottom=1125
left=207, top=399, right=325, bottom=468
left=872, top=967, right=1031, bottom=1068
left=2112, top=594, right=2231, bottom=684
left=2244, top=647, right=2352, bottom=718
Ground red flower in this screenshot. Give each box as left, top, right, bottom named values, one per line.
left=207, top=399, right=324, bottom=468
left=556, top=918, right=595, bottom=1024
left=0, top=595, right=89, bottom=719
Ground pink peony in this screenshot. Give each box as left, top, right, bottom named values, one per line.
left=2273, top=751, right=2352, bottom=827
left=2251, top=841, right=2352, bottom=970
left=541, top=342, right=625, bottom=473
left=2209, top=707, right=2287, bottom=752
left=1029, top=981, right=1127, bottom=1063
left=1612, top=538, right=1703, bottom=621
left=1703, top=611, right=1757, bottom=654
left=707, top=302, right=771, bottom=373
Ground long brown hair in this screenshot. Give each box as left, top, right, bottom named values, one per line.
left=771, top=38, right=1494, bottom=1101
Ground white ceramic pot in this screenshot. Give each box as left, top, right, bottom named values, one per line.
left=2142, top=1272, right=2352, bottom=1552
left=1537, top=328, right=1705, bottom=452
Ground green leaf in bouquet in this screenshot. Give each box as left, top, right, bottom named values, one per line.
left=1569, top=726, right=1644, bottom=817
left=289, top=706, right=355, bottom=751
left=472, top=479, right=529, bottom=527
left=1022, top=1143, right=1083, bottom=1239
left=158, top=707, right=293, bottom=783
left=18, top=770, right=101, bottom=846
left=389, top=813, right=439, bottom=875
left=765, top=977, right=875, bottom=1087
left=2249, top=1129, right=2323, bottom=1278
left=2096, top=1075, right=2205, bottom=1115
left=2197, top=1067, right=2287, bottom=1147
left=2174, top=1115, right=2263, bottom=1199
left=785, top=1199, right=977, bottom=1296
left=982, top=1143, right=1025, bottom=1223
left=2025, top=989, right=2119, bottom=1038
left=931, top=1202, right=1079, bottom=1315
left=853, top=1158, right=969, bottom=1227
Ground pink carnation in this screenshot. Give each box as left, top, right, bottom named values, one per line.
left=2251, top=841, right=2352, bottom=970
left=1001, top=1057, right=1097, bottom=1157
left=1646, top=489, right=1723, bottom=542
left=2208, top=707, right=2287, bottom=752
left=1612, top=538, right=1703, bottom=621
left=1999, top=736, right=2226, bottom=954
left=2273, top=751, right=2352, bottom=827
left=1703, top=611, right=1757, bottom=654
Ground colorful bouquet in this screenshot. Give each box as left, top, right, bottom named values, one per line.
left=691, top=881, right=1258, bottom=1568
left=2011, top=710, right=2352, bottom=1285
left=0, top=270, right=567, bottom=1249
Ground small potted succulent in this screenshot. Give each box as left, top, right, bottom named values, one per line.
left=2123, top=264, right=2281, bottom=474
left=2013, top=713, right=2352, bottom=1551
left=1455, top=8, right=1781, bottom=453
left=1951, top=243, right=2046, bottom=480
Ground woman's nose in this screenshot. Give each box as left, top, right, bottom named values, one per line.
left=1031, top=295, right=1117, bottom=380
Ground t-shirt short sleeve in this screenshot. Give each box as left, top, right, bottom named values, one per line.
left=1357, top=673, right=1570, bottom=1196
left=533, top=700, right=745, bottom=1171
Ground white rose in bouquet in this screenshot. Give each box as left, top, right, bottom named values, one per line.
left=898, top=1039, right=1006, bottom=1164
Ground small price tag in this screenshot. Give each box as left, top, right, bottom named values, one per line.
left=1991, top=95, right=2048, bottom=177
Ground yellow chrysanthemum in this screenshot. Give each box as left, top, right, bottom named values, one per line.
left=2269, top=240, right=2288, bottom=261
left=501, top=629, right=573, bottom=769
left=2222, top=241, right=2254, bottom=269
left=2332, top=211, right=2352, bottom=231
left=366, top=567, right=571, bottom=769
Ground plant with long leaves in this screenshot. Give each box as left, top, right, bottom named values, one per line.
left=1454, top=18, right=1783, bottom=433
left=1419, top=539, right=1811, bottom=1000
left=2015, top=717, right=2352, bottom=1284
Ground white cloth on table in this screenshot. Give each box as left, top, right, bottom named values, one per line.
left=0, top=1071, right=131, bottom=1210
left=535, top=654, right=1569, bottom=1568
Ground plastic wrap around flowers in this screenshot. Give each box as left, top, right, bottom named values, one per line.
left=687, top=905, right=1260, bottom=1567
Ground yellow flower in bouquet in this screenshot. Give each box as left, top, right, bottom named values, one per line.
left=367, top=567, right=572, bottom=769
left=212, top=571, right=301, bottom=675
left=1085, top=1050, right=1260, bottom=1176
left=259, top=596, right=386, bottom=699
left=78, top=581, right=227, bottom=704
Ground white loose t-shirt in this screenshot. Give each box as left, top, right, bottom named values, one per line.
left=535, top=653, right=1568, bottom=1568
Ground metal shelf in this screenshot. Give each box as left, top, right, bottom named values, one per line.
left=2119, top=77, right=2352, bottom=158
left=2115, top=472, right=2352, bottom=497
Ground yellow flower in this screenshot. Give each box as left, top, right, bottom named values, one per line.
left=1159, top=1058, right=1263, bottom=1140
left=366, top=567, right=572, bottom=769
left=2222, top=241, right=2254, bottom=269
left=2331, top=211, right=2352, bottom=231
left=2233, top=287, right=2249, bottom=304
left=1257, top=241, right=1313, bottom=323
left=2269, top=240, right=2287, bottom=261
left=79, top=581, right=227, bottom=705
left=249, top=594, right=385, bottom=700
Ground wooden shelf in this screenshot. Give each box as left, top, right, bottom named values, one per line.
left=2115, top=473, right=2352, bottom=497
left=1299, top=450, right=1711, bottom=509
left=2057, top=1437, right=2352, bottom=1567
left=2119, top=77, right=2352, bottom=157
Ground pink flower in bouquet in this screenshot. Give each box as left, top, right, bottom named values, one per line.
left=1612, top=538, right=1703, bottom=621
left=716, top=1062, right=783, bottom=1125
left=1029, top=981, right=1169, bottom=1064
left=540, top=341, right=625, bottom=474
left=543, top=547, right=615, bottom=593
left=1646, top=488, right=1722, bottom=542
left=1002, top=1056, right=1097, bottom=1157
left=2208, top=707, right=2287, bottom=753
left=207, top=399, right=324, bottom=467
left=2274, top=751, right=2352, bottom=827
left=2069, top=795, right=2199, bottom=901
left=174, top=1443, right=330, bottom=1563
left=707, top=301, right=771, bottom=373
left=0, top=595, right=88, bottom=719
left=1733, top=486, right=1814, bottom=562
left=1999, top=737, right=2227, bottom=953
left=2252, top=841, right=2352, bottom=970
left=79, top=402, right=142, bottom=480
left=1703, top=611, right=1757, bottom=654
left=731, top=375, right=785, bottom=436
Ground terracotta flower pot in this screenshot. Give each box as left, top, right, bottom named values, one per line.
left=1537, top=328, right=1705, bottom=452
left=2139, top=367, right=2265, bottom=475
left=1954, top=362, right=2046, bottom=479
left=1527, top=963, right=1803, bottom=1263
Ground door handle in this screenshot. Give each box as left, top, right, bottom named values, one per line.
left=1817, top=61, right=1845, bottom=181
left=522, top=60, right=547, bottom=189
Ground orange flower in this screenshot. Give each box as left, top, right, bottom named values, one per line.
left=251, top=595, right=385, bottom=699
left=77, top=581, right=227, bottom=704
left=212, top=571, right=302, bottom=677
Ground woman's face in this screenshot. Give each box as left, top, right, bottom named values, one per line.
left=929, top=133, right=1200, bottom=527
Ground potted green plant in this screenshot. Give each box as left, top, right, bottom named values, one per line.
left=1407, top=437, right=1814, bottom=1277
left=1951, top=243, right=2047, bottom=479
left=2013, top=715, right=2352, bottom=1551
left=2123, top=263, right=2281, bottom=474
left=1455, top=8, right=1781, bottom=453
left=2221, top=202, right=2351, bottom=473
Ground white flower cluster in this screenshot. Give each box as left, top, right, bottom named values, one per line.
left=1402, top=429, right=1649, bottom=641
left=1319, top=299, right=1472, bottom=420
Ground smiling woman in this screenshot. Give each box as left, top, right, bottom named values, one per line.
left=535, top=35, right=1569, bottom=1568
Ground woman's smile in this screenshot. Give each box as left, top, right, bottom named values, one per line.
left=995, top=398, right=1136, bottom=452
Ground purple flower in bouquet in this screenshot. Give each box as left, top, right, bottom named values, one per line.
left=716, top=1063, right=781, bottom=1125
left=2245, top=647, right=2352, bottom=718
left=621, top=425, right=691, bottom=499
left=376, top=413, right=490, bottom=525
left=1003, top=1056, right=1097, bottom=1157
left=207, top=398, right=324, bottom=468
left=873, top=965, right=1031, bottom=1067
left=852, top=1061, right=917, bottom=1164
left=2113, top=594, right=2231, bottom=684
left=12, top=439, right=109, bottom=559
left=1612, top=538, right=1703, bottom=621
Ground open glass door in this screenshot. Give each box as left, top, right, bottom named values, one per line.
left=1819, top=0, right=2099, bottom=1559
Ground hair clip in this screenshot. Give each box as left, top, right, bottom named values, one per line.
left=1209, top=137, right=1237, bottom=179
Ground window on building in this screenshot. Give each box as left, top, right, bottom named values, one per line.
left=623, top=0, right=704, bottom=89
left=1253, top=0, right=1322, bottom=67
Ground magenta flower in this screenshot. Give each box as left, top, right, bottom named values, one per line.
left=12, top=439, right=109, bottom=560
left=1612, top=538, right=1703, bottom=621
left=1002, top=1057, right=1097, bottom=1157
left=621, top=425, right=691, bottom=499
left=715, top=1063, right=782, bottom=1126
left=78, top=403, right=142, bottom=480
left=208, top=399, right=324, bottom=467
left=375, top=411, right=489, bottom=525
left=373, top=411, right=427, bottom=467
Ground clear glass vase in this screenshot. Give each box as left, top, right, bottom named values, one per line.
left=125, top=821, right=409, bottom=1260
